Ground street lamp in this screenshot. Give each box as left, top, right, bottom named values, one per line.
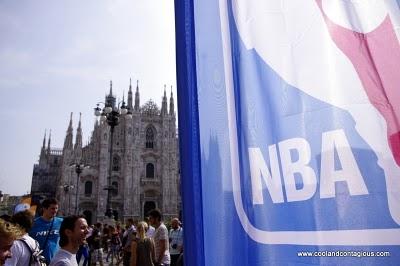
left=94, top=100, right=132, bottom=219
left=61, top=184, right=73, bottom=215
left=70, top=162, right=87, bottom=215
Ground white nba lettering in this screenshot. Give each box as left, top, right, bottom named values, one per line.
left=233, top=0, right=400, bottom=225
left=279, top=138, right=317, bottom=202
left=248, top=146, right=284, bottom=204
left=320, top=129, right=368, bottom=198
left=249, top=130, right=366, bottom=204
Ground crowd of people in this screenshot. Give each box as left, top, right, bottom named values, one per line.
left=0, top=198, right=184, bottom=266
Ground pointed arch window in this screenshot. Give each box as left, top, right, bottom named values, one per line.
left=146, top=163, right=155, bottom=178
left=146, top=127, right=154, bottom=149
left=112, top=155, right=120, bottom=171
left=84, top=181, right=93, bottom=196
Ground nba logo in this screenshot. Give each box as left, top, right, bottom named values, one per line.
left=219, top=0, right=400, bottom=245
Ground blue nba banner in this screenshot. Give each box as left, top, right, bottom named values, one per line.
left=175, top=1, right=400, bottom=265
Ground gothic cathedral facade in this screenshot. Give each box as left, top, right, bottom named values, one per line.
left=31, top=81, right=181, bottom=224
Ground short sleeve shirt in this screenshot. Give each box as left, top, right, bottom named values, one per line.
left=49, top=248, right=78, bottom=266
left=29, top=216, right=63, bottom=264
left=4, top=234, right=38, bottom=266
left=169, top=227, right=183, bottom=255
left=153, top=223, right=170, bottom=264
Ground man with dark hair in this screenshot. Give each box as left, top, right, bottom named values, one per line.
left=29, top=198, right=63, bottom=264
left=49, top=215, right=88, bottom=266
left=148, top=209, right=170, bottom=266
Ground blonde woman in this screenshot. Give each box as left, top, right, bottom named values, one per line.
left=130, top=221, right=155, bottom=266
left=0, top=218, right=23, bottom=265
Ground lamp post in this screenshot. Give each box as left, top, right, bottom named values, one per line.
left=62, top=184, right=73, bottom=215
left=71, top=162, right=85, bottom=215
left=94, top=100, right=132, bottom=219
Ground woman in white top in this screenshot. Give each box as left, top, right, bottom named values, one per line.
left=5, top=204, right=42, bottom=266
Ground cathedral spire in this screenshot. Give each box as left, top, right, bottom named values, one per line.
left=63, top=112, right=74, bottom=150
left=105, top=80, right=116, bottom=108
left=161, top=84, right=168, bottom=116
left=74, top=112, right=82, bottom=156
left=134, top=80, right=140, bottom=111
left=39, top=129, right=47, bottom=165
left=42, top=130, right=46, bottom=150
left=169, top=85, right=175, bottom=116
left=91, top=119, right=100, bottom=144
left=47, top=129, right=51, bottom=153
left=128, top=78, right=133, bottom=110
left=68, top=112, right=73, bottom=129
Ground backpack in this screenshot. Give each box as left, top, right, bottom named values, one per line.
left=19, top=238, right=47, bottom=266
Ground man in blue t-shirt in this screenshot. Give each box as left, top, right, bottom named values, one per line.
left=29, top=198, right=63, bottom=264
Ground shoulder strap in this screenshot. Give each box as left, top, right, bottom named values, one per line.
left=19, top=238, right=33, bottom=265
left=41, top=217, right=55, bottom=251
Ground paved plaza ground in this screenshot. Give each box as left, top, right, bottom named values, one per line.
left=78, top=250, right=122, bottom=266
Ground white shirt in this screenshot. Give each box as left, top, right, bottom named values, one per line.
left=153, top=223, right=170, bottom=265
left=49, top=248, right=78, bottom=266
left=146, top=225, right=155, bottom=238
left=169, top=227, right=183, bottom=255
left=5, top=234, right=39, bottom=266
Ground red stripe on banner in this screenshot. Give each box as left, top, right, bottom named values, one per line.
left=316, top=0, right=400, bottom=165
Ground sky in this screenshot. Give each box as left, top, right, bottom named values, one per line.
left=0, top=0, right=177, bottom=196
